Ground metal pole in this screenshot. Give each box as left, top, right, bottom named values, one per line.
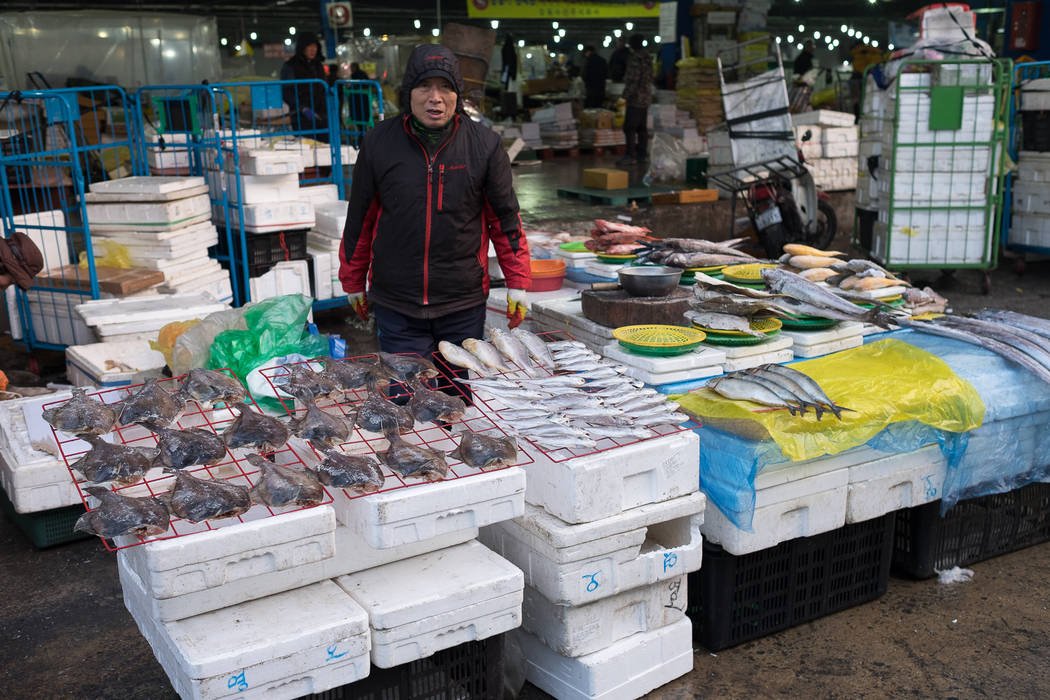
left=437, top=0, right=442, bottom=35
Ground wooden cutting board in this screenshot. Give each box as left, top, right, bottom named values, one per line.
left=581, top=287, right=692, bottom=329
left=36, top=265, right=165, bottom=295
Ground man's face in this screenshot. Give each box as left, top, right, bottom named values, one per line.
left=304, top=43, right=318, bottom=60
left=411, top=77, right=456, bottom=128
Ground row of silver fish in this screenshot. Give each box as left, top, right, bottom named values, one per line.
left=634, top=237, right=760, bottom=269
left=438, top=327, right=557, bottom=378
left=705, top=364, right=855, bottom=421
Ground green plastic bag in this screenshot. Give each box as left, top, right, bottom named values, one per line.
left=207, top=294, right=329, bottom=387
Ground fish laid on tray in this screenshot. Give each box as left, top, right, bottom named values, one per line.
left=312, top=355, right=390, bottom=391
left=450, top=428, right=518, bottom=470
left=70, top=435, right=156, bottom=485
left=377, top=429, right=449, bottom=482
left=705, top=364, right=855, bottom=421
left=245, top=453, right=325, bottom=508
left=147, top=424, right=229, bottom=470
left=42, top=389, right=118, bottom=436
left=74, top=486, right=170, bottom=539
left=177, top=368, right=247, bottom=408
left=310, top=448, right=386, bottom=494
left=222, top=403, right=292, bottom=454
left=161, top=469, right=252, bottom=523
left=290, top=398, right=354, bottom=449
left=119, top=378, right=186, bottom=427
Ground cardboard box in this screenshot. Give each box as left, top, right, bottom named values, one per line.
left=651, top=189, right=719, bottom=205
left=582, top=169, right=629, bottom=190
left=580, top=109, right=615, bottom=130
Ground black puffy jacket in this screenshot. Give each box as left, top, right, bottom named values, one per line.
left=338, top=45, right=531, bottom=319
left=280, top=36, right=328, bottom=114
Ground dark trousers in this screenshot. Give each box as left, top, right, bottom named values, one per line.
left=623, top=105, right=648, bottom=160
left=584, top=91, right=605, bottom=109
left=372, top=302, right=486, bottom=404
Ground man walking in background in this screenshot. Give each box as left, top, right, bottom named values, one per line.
left=617, top=35, right=653, bottom=166
left=581, top=46, right=607, bottom=109
left=609, top=38, right=630, bottom=82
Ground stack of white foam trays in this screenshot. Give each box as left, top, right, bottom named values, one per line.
left=85, top=176, right=234, bottom=304
left=209, top=151, right=315, bottom=234
left=790, top=111, right=859, bottom=192
left=305, top=196, right=348, bottom=302
left=696, top=333, right=794, bottom=372
left=478, top=423, right=704, bottom=700
left=117, top=410, right=528, bottom=700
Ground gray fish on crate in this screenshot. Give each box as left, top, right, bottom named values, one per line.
left=376, top=352, right=440, bottom=382
left=147, top=424, right=228, bottom=470
left=245, top=453, right=325, bottom=508
left=489, top=327, right=539, bottom=377
left=310, top=448, right=386, bottom=494
left=161, top=469, right=252, bottom=523
left=355, top=379, right=415, bottom=434
left=377, top=429, right=449, bottom=482
left=222, top=403, right=292, bottom=453
left=449, top=428, right=518, bottom=470
left=290, top=399, right=353, bottom=449
left=463, top=338, right=514, bottom=374
left=177, top=368, right=247, bottom=408
left=312, top=355, right=390, bottom=391
left=119, top=378, right=186, bottom=427
left=71, top=435, right=156, bottom=485
left=74, top=486, right=170, bottom=539
left=275, top=363, right=343, bottom=403
left=42, top=388, right=118, bottom=436
left=406, top=375, right=467, bottom=424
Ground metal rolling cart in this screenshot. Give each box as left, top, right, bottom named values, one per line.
left=1001, top=60, right=1050, bottom=275
left=853, top=57, right=1011, bottom=294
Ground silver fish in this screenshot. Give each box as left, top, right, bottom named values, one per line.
left=685, top=310, right=767, bottom=338
left=500, top=408, right=560, bottom=421
left=570, top=413, right=635, bottom=427
left=725, top=373, right=808, bottom=416
left=74, top=486, right=169, bottom=539
left=474, top=385, right=545, bottom=401
left=544, top=393, right=606, bottom=410
left=560, top=407, right=621, bottom=420
left=546, top=340, right=587, bottom=351
left=706, top=375, right=801, bottom=412
left=605, top=389, right=661, bottom=405
left=511, top=328, right=557, bottom=369
left=762, top=268, right=892, bottom=328
left=576, top=366, right=625, bottom=381
left=617, top=393, right=672, bottom=413
left=514, top=375, right=588, bottom=389
left=572, top=423, right=653, bottom=440
left=533, top=435, right=598, bottom=450
left=743, top=367, right=829, bottom=420
left=693, top=272, right=782, bottom=298
left=463, top=338, right=514, bottom=373
left=970, top=309, right=1050, bottom=341
left=509, top=423, right=591, bottom=439
left=557, top=359, right=610, bottom=372
left=490, top=327, right=539, bottom=377
left=633, top=411, right=688, bottom=427
left=759, top=364, right=852, bottom=420
left=438, top=340, right=490, bottom=377
left=939, top=317, right=1050, bottom=372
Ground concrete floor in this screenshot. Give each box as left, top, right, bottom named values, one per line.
left=3, top=156, right=1050, bottom=699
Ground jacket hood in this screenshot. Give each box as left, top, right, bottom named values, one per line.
left=294, top=35, right=323, bottom=61
left=400, top=44, right=464, bottom=114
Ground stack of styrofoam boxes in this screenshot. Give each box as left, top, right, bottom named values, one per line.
left=514, top=122, right=544, bottom=149
left=1, top=209, right=98, bottom=346
left=118, top=416, right=529, bottom=699
left=533, top=102, right=579, bottom=149
left=552, top=244, right=601, bottom=289
left=650, top=104, right=702, bottom=152
left=1011, top=152, right=1050, bottom=249
left=271, top=138, right=356, bottom=172
left=867, top=72, right=997, bottom=266
left=791, top=110, right=858, bottom=191
left=306, top=196, right=346, bottom=303
left=211, top=151, right=314, bottom=234
left=480, top=429, right=704, bottom=700
left=697, top=332, right=794, bottom=371
left=146, top=133, right=192, bottom=175
left=85, top=176, right=233, bottom=304
left=600, top=342, right=726, bottom=390
left=74, top=292, right=230, bottom=344
left=779, top=321, right=866, bottom=359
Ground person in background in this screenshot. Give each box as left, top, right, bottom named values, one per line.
left=849, top=41, right=886, bottom=119
left=349, top=62, right=369, bottom=80
left=609, top=38, right=630, bottom=82
left=793, top=39, right=815, bottom=77
left=0, top=231, right=43, bottom=293
left=581, top=45, right=608, bottom=109
left=339, top=45, right=532, bottom=389
left=617, top=34, right=653, bottom=166
left=501, top=35, right=518, bottom=89
left=281, top=34, right=330, bottom=140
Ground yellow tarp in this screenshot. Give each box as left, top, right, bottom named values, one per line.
left=673, top=338, right=985, bottom=461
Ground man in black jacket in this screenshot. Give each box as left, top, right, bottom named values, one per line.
left=281, top=34, right=331, bottom=140
left=609, top=38, right=630, bottom=82
left=338, top=44, right=532, bottom=365
left=581, top=46, right=607, bottom=109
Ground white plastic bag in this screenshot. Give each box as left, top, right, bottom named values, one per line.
left=645, top=133, right=687, bottom=184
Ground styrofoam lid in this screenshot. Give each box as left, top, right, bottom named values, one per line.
left=334, top=540, right=523, bottom=630
left=163, top=579, right=368, bottom=678
left=315, top=200, right=349, bottom=217
left=88, top=176, right=206, bottom=195
left=75, top=293, right=229, bottom=325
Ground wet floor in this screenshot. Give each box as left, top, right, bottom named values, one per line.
left=3, top=155, right=1050, bottom=699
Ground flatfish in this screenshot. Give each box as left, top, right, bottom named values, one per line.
left=290, top=400, right=352, bottom=448
left=222, top=403, right=292, bottom=453
left=376, top=429, right=449, bottom=482
left=245, top=453, right=325, bottom=507
left=42, top=388, right=117, bottom=436
left=313, top=355, right=389, bottom=391
left=356, top=380, right=415, bottom=434
left=377, top=352, right=440, bottom=382
left=406, top=376, right=467, bottom=424
left=162, top=469, right=252, bottom=523
left=310, top=448, right=386, bottom=494
left=276, top=363, right=343, bottom=403
left=119, top=378, right=186, bottom=427
left=449, top=429, right=517, bottom=470
left=74, top=486, right=170, bottom=539
left=177, top=368, right=247, bottom=407
left=71, top=435, right=155, bottom=485
left=147, top=425, right=228, bottom=469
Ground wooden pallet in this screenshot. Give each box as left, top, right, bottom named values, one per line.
left=556, top=184, right=675, bottom=206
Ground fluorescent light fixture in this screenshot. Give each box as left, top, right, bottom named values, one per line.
left=491, top=21, right=499, bottom=29
left=220, top=37, right=227, bottom=46
left=432, top=28, right=439, bottom=36
left=284, top=38, right=291, bottom=45
left=414, top=20, right=421, bottom=29
left=289, top=27, right=295, bottom=35
left=626, top=22, right=634, bottom=30
left=363, top=28, right=370, bottom=36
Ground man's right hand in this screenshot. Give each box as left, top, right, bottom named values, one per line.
left=347, top=292, right=369, bottom=322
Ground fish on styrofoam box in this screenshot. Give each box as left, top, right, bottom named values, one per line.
left=227, top=150, right=304, bottom=176
left=0, top=391, right=82, bottom=513
left=214, top=200, right=314, bottom=234
left=513, top=617, right=694, bottom=700
left=65, top=339, right=166, bottom=389
left=206, top=171, right=300, bottom=205
left=313, top=200, right=348, bottom=238
left=521, top=431, right=701, bottom=525
left=479, top=494, right=704, bottom=607
left=336, top=540, right=524, bottom=668
left=522, top=576, right=687, bottom=658
left=121, top=572, right=371, bottom=700
left=86, top=194, right=212, bottom=231
left=846, top=443, right=947, bottom=523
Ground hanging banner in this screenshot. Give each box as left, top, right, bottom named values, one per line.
left=467, top=1, right=659, bottom=20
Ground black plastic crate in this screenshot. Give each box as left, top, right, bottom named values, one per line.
left=301, top=635, right=504, bottom=700
left=687, top=514, right=894, bottom=651
left=892, top=482, right=1050, bottom=579
left=0, top=483, right=90, bottom=549
left=1021, top=111, right=1050, bottom=152
left=214, top=229, right=308, bottom=269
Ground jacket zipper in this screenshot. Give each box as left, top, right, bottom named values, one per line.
left=438, top=164, right=444, bottom=211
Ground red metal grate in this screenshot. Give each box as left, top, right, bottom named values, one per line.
left=45, top=369, right=333, bottom=552
left=258, top=355, right=535, bottom=506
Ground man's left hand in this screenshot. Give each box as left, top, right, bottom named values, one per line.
left=507, top=288, right=528, bottom=329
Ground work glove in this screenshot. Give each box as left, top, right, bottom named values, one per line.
left=506, top=288, right=528, bottom=330
left=347, top=291, right=369, bottom=322
left=301, top=107, right=318, bottom=122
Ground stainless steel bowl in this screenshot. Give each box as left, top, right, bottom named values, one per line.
left=617, top=266, right=683, bottom=297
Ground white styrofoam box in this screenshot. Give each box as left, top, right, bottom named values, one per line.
left=1010, top=213, right=1050, bottom=249
left=522, top=576, right=686, bottom=658
left=2, top=209, right=69, bottom=271
left=824, top=141, right=859, bottom=158
left=314, top=200, right=348, bottom=237
left=479, top=494, right=705, bottom=606
left=307, top=231, right=341, bottom=252
left=95, top=231, right=218, bottom=263
left=532, top=103, right=574, bottom=123
left=583, top=260, right=624, bottom=279
left=898, top=73, right=932, bottom=89
left=882, top=145, right=991, bottom=173
left=702, top=468, right=848, bottom=555
left=65, top=339, right=167, bottom=389
left=620, top=362, right=723, bottom=387
left=228, top=150, right=304, bottom=176
left=790, top=334, right=864, bottom=358
left=270, top=141, right=347, bottom=169
left=147, top=149, right=191, bottom=170
left=871, top=220, right=989, bottom=266
left=336, top=540, right=524, bottom=668
left=250, top=260, right=311, bottom=302
left=600, top=344, right=726, bottom=376
left=298, top=184, right=340, bottom=207
left=75, top=293, right=229, bottom=339
left=701, top=334, right=792, bottom=360
left=781, top=322, right=863, bottom=347
left=1020, top=78, right=1050, bottom=110
left=215, top=200, right=314, bottom=234
left=116, top=506, right=336, bottom=601
left=207, top=171, right=300, bottom=205
left=25, top=295, right=97, bottom=346
left=937, top=60, right=993, bottom=87
left=330, top=460, right=525, bottom=549
left=122, top=571, right=371, bottom=700
left=0, top=391, right=82, bottom=513
left=877, top=170, right=986, bottom=203
left=722, top=348, right=795, bottom=372
left=310, top=253, right=334, bottom=301
left=86, top=194, right=212, bottom=232
left=515, top=617, right=694, bottom=700
left=846, top=444, right=947, bottom=523
left=522, top=431, right=700, bottom=525
left=86, top=176, right=207, bottom=201
left=792, top=110, right=855, bottom=128
left=822, top=126, right=859, bottom=145
left=877, top=206, right=987, bottom=235
left=921, top=5, right=976, bottom=41
left=1018, top=151, right=1050, bottom=183
left=800, top=143, right=823, bottom=160
left=1012, top=180, right=1050, bottom=216
left=793, top=124, right=822, bottom=144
